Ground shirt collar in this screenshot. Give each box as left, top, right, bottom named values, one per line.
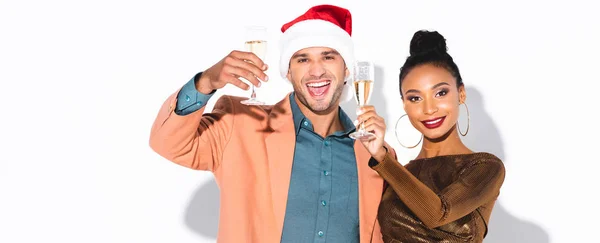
left=289, top=92, right=356, bottom=136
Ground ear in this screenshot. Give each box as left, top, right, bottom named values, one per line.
left=286, top=70, right=292, bottom=82
left=458, top=85, right=467, bottom=104
left=344, top=67, right=350, bottom=81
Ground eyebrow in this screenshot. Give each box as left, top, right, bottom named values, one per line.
left=404, top=82, right=451, bottom=95
left=291, top=50, right=341, bottom=59
left=322, top=50, right=340, bottom=56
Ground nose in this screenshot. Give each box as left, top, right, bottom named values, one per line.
left=423, top=99, right=438, bottom=115
left=308, top=60, right=326, bottom=77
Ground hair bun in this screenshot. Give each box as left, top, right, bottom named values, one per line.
left=409, top=30, right=447, bottom=56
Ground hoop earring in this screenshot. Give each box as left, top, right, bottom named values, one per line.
left=458, top=103, right=470, bottom=136
left=395, top=114, right=423, bottom=149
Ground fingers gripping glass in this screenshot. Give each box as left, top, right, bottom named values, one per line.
left=349, top=61, right=376, bottom=140
left=240, top=26, right=267, bottom=106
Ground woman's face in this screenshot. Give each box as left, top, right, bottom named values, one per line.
left=401, top=64, right=466, bottom=140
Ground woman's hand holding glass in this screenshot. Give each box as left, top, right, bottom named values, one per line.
left=356, top=105, right=388, bottom=162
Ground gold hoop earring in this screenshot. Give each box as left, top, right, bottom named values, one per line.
left=395, top=114, right=423, bottom=149
left=457, top=103, right=470, bottom=136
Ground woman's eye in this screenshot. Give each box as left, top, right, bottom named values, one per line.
left=436, top=90, right=448, bottom=97
left=408, top=96, right=421, bottom=102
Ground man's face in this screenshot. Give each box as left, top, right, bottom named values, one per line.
left=286, top=47, right=349, bottom=113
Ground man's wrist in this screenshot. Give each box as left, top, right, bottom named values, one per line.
left=194, top=72, right=216, bottom=94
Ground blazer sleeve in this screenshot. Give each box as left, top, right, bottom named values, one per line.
left=149, top=90, right=235, bottom=172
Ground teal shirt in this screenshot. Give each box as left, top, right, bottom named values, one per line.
left=280, top=93, right=359, bottom=243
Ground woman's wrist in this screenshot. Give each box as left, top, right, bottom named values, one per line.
left=373, top=146, right=388, bottom=163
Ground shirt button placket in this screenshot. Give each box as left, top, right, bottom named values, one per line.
left=316, top=137, right=332, bottom=242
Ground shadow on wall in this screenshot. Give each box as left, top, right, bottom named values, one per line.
left=462, top=87, right=549, bottom=243
left=184, top=179, right=219, bottom=239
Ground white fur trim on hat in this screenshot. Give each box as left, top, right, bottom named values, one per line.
left=279, top=19, right=355, bottom=103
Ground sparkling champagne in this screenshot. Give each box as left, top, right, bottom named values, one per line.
left=240, top=26, right=267, bottom=106
left=353, top=79, right=373, bottom=106
left=245, top=40, right=267, bottom=59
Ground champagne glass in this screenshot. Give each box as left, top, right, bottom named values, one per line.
left=240, top=26, right=267, bottom=106
left=349, top=61, right=376, bottom=140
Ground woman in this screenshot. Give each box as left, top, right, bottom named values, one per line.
left=357, top=30, right=505, bottom=242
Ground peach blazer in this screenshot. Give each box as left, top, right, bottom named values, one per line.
left=150, top=91, right=386, bottom=242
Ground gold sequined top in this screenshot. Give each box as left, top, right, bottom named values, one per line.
left=370, top=152, right=505, bottom=243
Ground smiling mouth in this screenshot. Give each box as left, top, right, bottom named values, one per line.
left=306, top=80, right=331, bottom=98
left=421, top=116, right=446, bottom=129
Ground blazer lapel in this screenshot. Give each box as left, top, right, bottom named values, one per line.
left=354, top=141, right=384, bottom=242
left=264, top=94, right=296, bottom=238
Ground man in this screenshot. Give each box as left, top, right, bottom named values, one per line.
left=149, top=4, right=392, bottom=242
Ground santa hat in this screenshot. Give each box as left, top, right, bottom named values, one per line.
left=279, top=4, right=355, bottom=103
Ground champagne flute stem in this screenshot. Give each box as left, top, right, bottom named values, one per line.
left=357, top=118, right=365, bottom=133
left=358, top=105, right=366, bottom=132
left=251, top=85, right=256, bottom=99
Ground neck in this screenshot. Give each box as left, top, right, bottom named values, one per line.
left=295, top=95, right=343, bottom=138
left=417, top=124, right=471, bottom=159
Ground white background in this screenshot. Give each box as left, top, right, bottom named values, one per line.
left=1, top=0, right=599, bottom=242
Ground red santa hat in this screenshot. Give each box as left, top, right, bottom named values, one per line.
left=279, top=4, right=355, bottom=103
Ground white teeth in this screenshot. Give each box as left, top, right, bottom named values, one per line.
left=307, top=81, right=330, bottom=87
left=425, top=118, right=442, bottom=124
